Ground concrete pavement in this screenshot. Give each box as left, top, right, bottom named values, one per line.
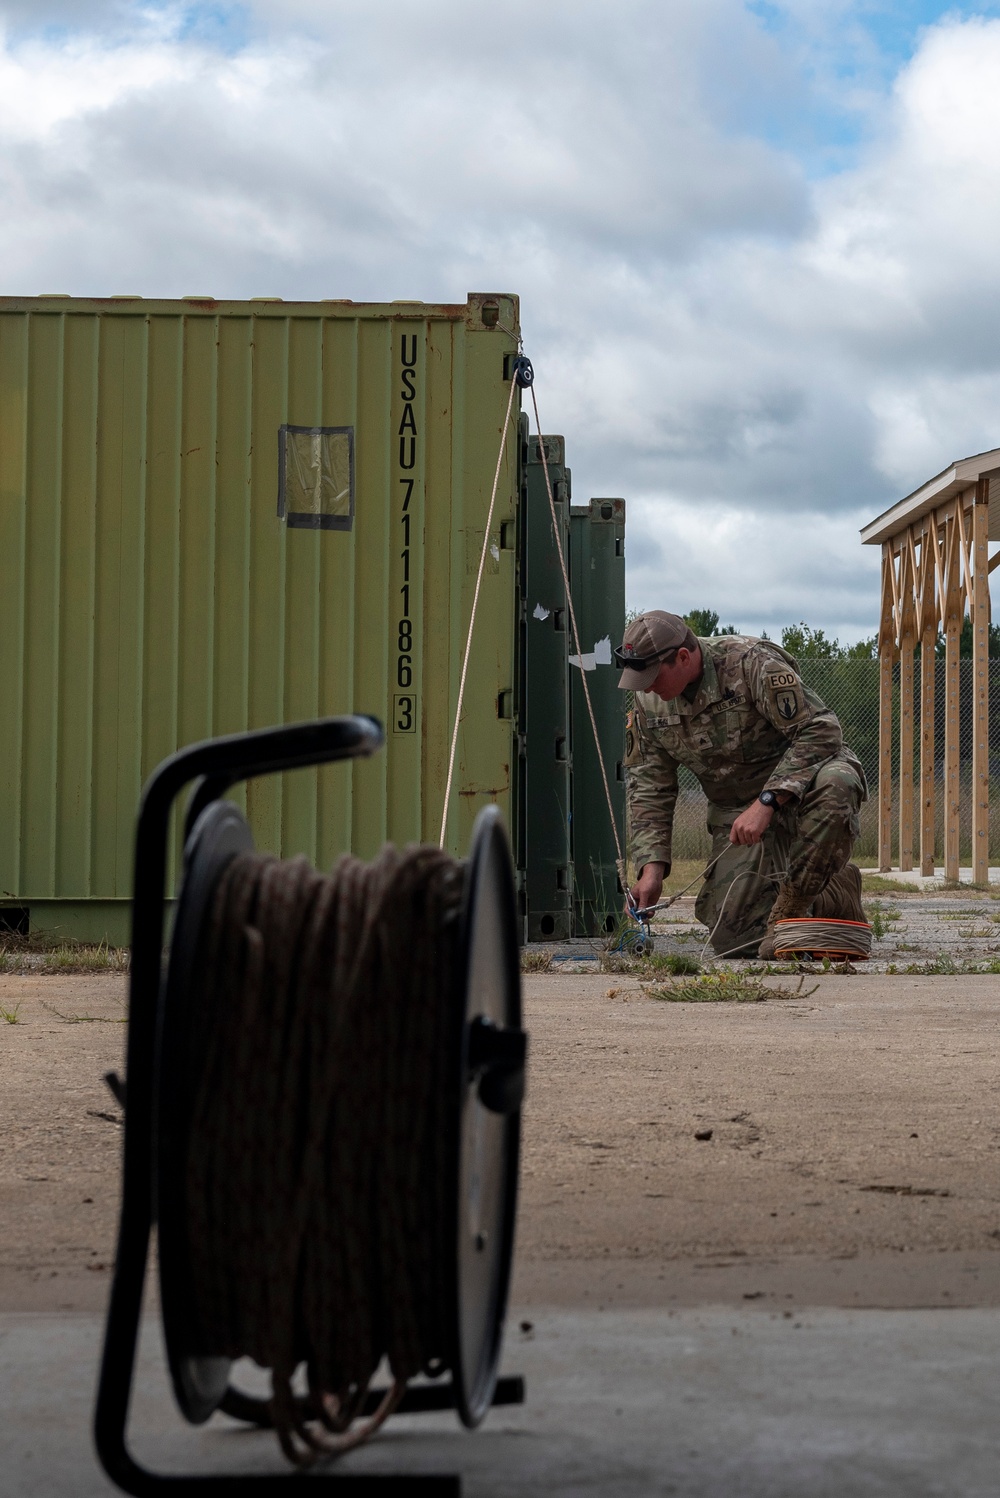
left=3, top=1302, right=998, bottom=1496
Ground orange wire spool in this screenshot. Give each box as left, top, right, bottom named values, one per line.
left=773, top=917, right=873, bottom=962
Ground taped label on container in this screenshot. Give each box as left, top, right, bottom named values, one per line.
left=569, top=636, right=613, bottom=671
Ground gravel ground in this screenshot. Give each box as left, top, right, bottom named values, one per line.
left=3, top=970, right=1000, bottom=1314
left=526, top=891, right=1000, bottom=975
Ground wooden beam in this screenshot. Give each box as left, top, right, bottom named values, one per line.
left=879, top=648, right=894, bottom=871
left=944, top=503, right=962, bottom=882
left=920, top=625, right=936, bottom=875
left=972, top=478, right=990, bottom=884
left=955, top=490, right=973, bottom=619
left=888, top=542, right=902, bottom=643
left=898, top=631, right=915, bottom=870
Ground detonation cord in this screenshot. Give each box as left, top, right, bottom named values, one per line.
left=438, top=369, right=522, bottom=849
left=184, top=843, right=465, bottom=1467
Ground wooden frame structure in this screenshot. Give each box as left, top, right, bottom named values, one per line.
left=861, top=449, right=1000, bottom=882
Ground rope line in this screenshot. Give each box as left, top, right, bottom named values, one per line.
left=773, top=917, right=872, bottom=960
left=527, top=385, right=627, bottom=891
left=438, top=373, right=521, bottom=849
left=184, top=843, right=465, bottom=1467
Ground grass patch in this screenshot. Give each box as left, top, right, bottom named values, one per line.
left=520, top=949, right=553, bottom=973
left=0, top=1002, right=20, bottom=1024
left=656, top=859, right=706, bottom=896
left=0, top=937, right=128, bottom=975
left=864, top=901, right=901, bottom=938
left=644, top=972, right=816, bottom=1004
left=601, top=949, right=703, bottom=976
left=861, top=875, right=921, bottom=895
left=651, top=953, right=702, bottom=976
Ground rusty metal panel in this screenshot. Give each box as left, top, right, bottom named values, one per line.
left=0, top=294, right=520, bottom=936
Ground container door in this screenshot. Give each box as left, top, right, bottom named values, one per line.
left=569, top=499, right=626, bottom=936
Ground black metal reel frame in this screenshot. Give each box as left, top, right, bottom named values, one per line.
left=94, top=715, right=523, bottom=1497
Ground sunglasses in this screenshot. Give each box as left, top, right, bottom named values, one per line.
left=613, top=645, right=679, bottom=672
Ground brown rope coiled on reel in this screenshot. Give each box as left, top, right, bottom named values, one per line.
left=182, top=843, right=465, bottom=1466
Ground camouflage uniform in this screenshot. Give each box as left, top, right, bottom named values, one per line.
left=624, top=636, right=867, bottom=956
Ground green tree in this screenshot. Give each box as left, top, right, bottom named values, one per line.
left=934, top=616, right=1000, bottom=658
left=781, top=622, right=840, bottom=659
left=684, top=608, right=738, bottom=637
left=781, top=623, right=878, bottom=661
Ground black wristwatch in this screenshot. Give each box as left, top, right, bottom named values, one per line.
left=758, top=789, right=779, bottom=809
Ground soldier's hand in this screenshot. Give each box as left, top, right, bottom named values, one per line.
left=630, top=862, right=666, bottom=916
left=730, top=801, right=774, bottom=846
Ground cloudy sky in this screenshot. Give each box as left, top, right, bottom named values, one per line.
left=3, top=1, right=1000, bottom=642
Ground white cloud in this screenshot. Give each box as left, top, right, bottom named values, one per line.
left=625, top=494, right=881, bottom=644
left=1, top=3, right=999, bottom=639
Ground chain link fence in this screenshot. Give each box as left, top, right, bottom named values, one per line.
left=666, top=658, right=1000, bottom=866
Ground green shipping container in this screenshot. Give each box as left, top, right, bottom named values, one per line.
left=0, top=293, right=521, bottom=943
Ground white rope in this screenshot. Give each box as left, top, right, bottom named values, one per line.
left=636, top=849, right=727, bottom=916
left=438, top=371, right=521, bottom=849
left=773, top=917, right=872, bottom=960
left=527, top=386, right=627, bottom=889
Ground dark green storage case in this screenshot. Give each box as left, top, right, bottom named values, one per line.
left=569, top=499, right=627, bottom=935
left=514, top=424, right=573, bottom=940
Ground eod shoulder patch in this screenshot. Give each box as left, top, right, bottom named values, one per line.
left=623, top=708, right=642, bottom=766
left=763, top=666, right=805, bottom=724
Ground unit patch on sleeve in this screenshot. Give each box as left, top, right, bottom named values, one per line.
left=767, top=671, right=797, bottom=690
left=623, top=708, right=643, bottom=766
left=774, top=688, right=800, bottom=721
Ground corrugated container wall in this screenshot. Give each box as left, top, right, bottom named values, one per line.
left=0, top=294, right=520, bottom=942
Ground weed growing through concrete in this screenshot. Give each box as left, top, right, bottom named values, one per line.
left=644, top=972, right=817, bottom=1004
left=0, top=1002, right=20, bottom=1024
left=654, top=953, right=702, bottom=976
left=521, top=950, right=553, bottom=973
left=902, top=956, right=960, bottom=975
left=0, top=937, right=128, bottom=975
left=864, top=901, right=901, bottom=938
left=602, top=949, right=701, bottom=977
left=39, top=999, right=125, bottom=1024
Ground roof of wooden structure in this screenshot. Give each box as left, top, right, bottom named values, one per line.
left=860, top=446, right=1000, bottom=546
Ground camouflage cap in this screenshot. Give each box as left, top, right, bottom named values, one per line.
left=616, top=611, right=695, bottom=690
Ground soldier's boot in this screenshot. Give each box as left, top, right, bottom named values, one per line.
left=757, top=881, right=812, bottom=960
left=810, top=862, right=865, bottom=924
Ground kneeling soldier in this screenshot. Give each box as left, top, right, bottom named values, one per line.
left=617, top=611, right=867, bottom=959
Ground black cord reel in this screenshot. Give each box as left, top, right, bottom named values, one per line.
left=95, top=715, right=527, bottom=1496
